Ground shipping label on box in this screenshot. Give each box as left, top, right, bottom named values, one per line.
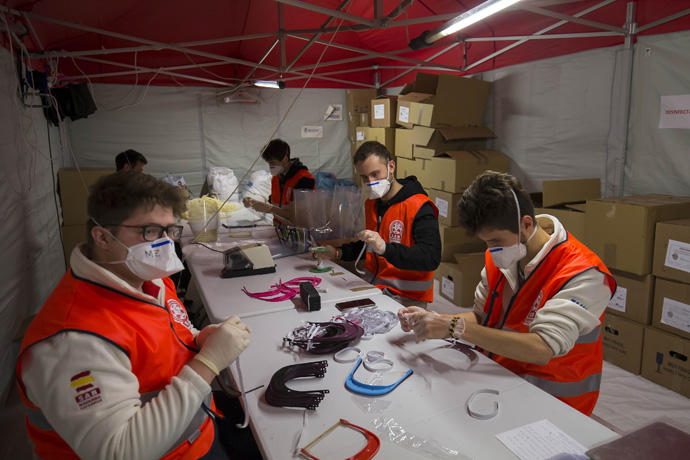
left=607, top=270, right=654, bottom=324
left=641, top=326, right=690, bottom=398
left=427, top=188, right=464, bottom=227
left=653, top=219, right=690, bottom=284
left=436, top=253, right=484, bottom=307
left=586, top=195, right=690, bottom=276
left=653, top=277, right=690, bottom=339
left=602, top=314, right=645, bottom=374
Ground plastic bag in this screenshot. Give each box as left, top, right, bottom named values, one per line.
left=370, top=417, right=470, bottom=460
left=207, top=166, right=240, bottom=203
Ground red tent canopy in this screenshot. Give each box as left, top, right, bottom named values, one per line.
left=1, top=0, right=689, bottom=89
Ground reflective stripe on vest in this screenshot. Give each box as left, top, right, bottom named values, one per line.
left=501, top=325, right=601, bottom=345
left=521, top=372, right=602, bottom=398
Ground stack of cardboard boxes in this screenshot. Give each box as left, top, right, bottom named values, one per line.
left=586, top=195, right=690, bottom=397
left=58, top=168, right=114, bottom=267
left=533, top=178, right=601, bottom=244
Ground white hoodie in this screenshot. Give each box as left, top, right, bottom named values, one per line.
left=473, top=215, right=613, bottom=357
left=20, top=245, right=211, bottom=460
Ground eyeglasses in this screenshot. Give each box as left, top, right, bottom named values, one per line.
left=106, top=224, right=184, bottom=241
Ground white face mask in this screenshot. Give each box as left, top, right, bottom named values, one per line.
left=109, top=235, right=184, bottom=281
left=366, top=164, right=392, bottom=199
left=489, top=189, right=537, bottom=270
left=269, top=165, right=284, bottom=176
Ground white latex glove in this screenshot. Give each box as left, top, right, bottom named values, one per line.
left=243, top=197, right=270, bottom=213
left=195, top=323, right=220, bottom=348
left=397, top=306, right=426, bottom=332
left=193, top=316, right=251, bottom=375
left=358, top=229, right=386, bottom=255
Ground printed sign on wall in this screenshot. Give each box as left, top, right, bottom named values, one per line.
left=659, top=94, right=690, bottom=129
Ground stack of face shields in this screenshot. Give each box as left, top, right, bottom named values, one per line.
left=274, top=223, right=312, bottom=254
left=264, top=361, right=329, bottom=410
left=339, top=307, right=398, bottom=337
left=283, top=320, right=364, bottom=354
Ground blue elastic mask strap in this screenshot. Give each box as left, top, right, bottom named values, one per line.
left=345, top=357, right=413, bottom=396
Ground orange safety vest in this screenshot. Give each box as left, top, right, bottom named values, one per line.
left=270, top=168, right=315, bottom=207
left=16, top=271, right=218, bottom=460
left=482, top=232, right=616, bottom=415
left=362, top=194, right=438, bottom=302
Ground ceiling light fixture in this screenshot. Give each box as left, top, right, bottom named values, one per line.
left=254, top=80, right=286, bottom=89
left=409, top=0, right=522, bottom=50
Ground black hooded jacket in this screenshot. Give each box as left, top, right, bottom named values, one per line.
left=340, top=176, right=441, bottom=271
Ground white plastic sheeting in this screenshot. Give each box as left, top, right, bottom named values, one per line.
left=67, top=85, right=352, bottom=197
left=483, top=46, right=619, bottom=193
left=0, top=47, right=65, bottom=403
left=626, top=30, right=690, bottom=196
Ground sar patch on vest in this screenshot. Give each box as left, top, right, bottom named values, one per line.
left=70, top=371, right=103, bottom=410
left=388, top=220, right=404, bottom=243
left=168, top=299, right=193, bottom=331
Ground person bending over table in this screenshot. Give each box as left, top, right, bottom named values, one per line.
left=243, top=138, right=315, bottom=225
left=17, top=171, right=251, bottom=459
left=398, top=171, right=615, bottom=415
left=325, top=141, right=441, bottom=308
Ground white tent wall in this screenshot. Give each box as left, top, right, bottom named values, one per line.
left=482, top=45, right=620, bottom=193
left=626, top=30, right=690, bottom=196
left=0, top=47, right=65, bottom=403
left=68, top=85, right=352, bottom=196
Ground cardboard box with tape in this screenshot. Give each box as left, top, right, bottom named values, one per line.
left=439, top=224, right=485, bottom=262
left=602, top=314, right=645, bottom=374
left=427, top=188, right=463, bottom=227
left=354, top=127, right=395, bottom=154
left=371, top=97, right=397, bottom=128
left=652, top=277, right=690, bottom=340
left=607, top=269, right=655, bottom=324
left=586, top=194, right=690, bottom=276
left=641, top=326, right=690, bottom=398
left=653, top=218, right=690, bottom=285
left=428, top=150, right=510, bottom=193
left=394, top=125, right=495, bottom=160
left=534, top=205, right=587, bottom=245
left=436, top=252, right=485, bottom=307
left=396, top=157, right=432, bottom=189
left=395, top=73, right=490, bottom=129
left=346, top=89, right=376, bottom=144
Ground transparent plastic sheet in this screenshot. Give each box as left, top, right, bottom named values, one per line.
left=370, top=417, right=471, bottom=460
left=328, top=184, right=365, bottom=240
left=292, top=189, right=335, bottom=242
left=338, top=307, right=398, bottom=337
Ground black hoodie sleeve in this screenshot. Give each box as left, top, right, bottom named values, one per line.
left=339, top=240, right=365, bottom=262
left=380, top=202, right=441, bottom=271
left=294, top=177, right=315, bottom=190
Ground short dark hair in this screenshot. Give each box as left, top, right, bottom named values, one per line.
left=86, top=171, right=186, bottom=248
left=261, top=139, right=290, bottom=162
left=353, top=141, right=391, bottom=165
left=115, top=149, right=148, bottom=171
left=458, top=170, right=535, bottom=234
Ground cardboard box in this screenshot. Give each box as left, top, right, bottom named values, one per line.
left=346, top=89, right=377, bottom=114
left=364, top=127, right=395, bottom=153
left=58, top=168, right=115, bottom=226
left=394, top=126, right=495, bottom=160
left=641, top=326, right=690, bottom=398
left=428, top=150, right=510, bottom=193
left=436, top=252, right=485, bottom=307
left=358, top=112, right=370, bottom=127
left=439, top=224, right=485, bottom=262
left=607, top=270, right=655, bottom=324
left=534, top=207, right=587, bottom=244
left=371, top=97, right=397, bottom=128
left=652, top=277, right=690, bottom=340
left=61, top=224, right=87, bottom=267
left=428, top=189, right=463, bottom=227
left=542, top=178, right=600, bottom=207
left=396, top=73, right=491, bottom=128
left=653, top=219, right=690, bottom=284
left=396, top=158, right=432, bottom=188
left=602, top=314, right=645, bottom=374
left=585, top=195, right=690, bottom=276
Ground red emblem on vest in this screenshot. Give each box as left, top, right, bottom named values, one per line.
left=389, top=220, right=404, bottom=244
left=167, top=299, right=192, bottom=330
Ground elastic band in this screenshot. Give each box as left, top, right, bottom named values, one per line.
left=465, top=389, right=499, bottom=420
left=363, top=351, right=393, bottom=372
left=334, top=347, right=361, bottom=363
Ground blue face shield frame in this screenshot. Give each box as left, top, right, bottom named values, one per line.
left=345, top=357, right=413, bottom=396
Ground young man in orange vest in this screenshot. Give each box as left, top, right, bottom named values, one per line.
left=17, top=171, right=251, bottom=459
left=243, top=138, right=315, bottom=223
left=330, top=141, right=441, bottom=307
left=398, top=171, right=616, bottom=415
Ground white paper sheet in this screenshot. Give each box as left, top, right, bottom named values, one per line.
left=661, top=297, right=690, bottom=334
left=435, top=197, right=449, bottom=218
left=608, top=286, right=627, bottom=312
left=373, top=103, right=385, bottom=120
left=659, top=94, right=690, bottom=129
left=664, top=239, right=690, bottom=274
left=496, top=419, right=588, bottom=460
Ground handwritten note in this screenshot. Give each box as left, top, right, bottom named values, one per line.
left=496, top=419, right=588, bottom=460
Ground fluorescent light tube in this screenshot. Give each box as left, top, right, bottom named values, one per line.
left=254, top=80, right=285, bottom=89
left=439, top=0, right=522, bottom=38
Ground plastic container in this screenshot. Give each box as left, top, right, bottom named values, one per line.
left=189, top=216, right=219, bottom=242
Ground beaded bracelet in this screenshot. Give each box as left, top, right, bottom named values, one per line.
left=449, top=316, right=465, bottom=339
